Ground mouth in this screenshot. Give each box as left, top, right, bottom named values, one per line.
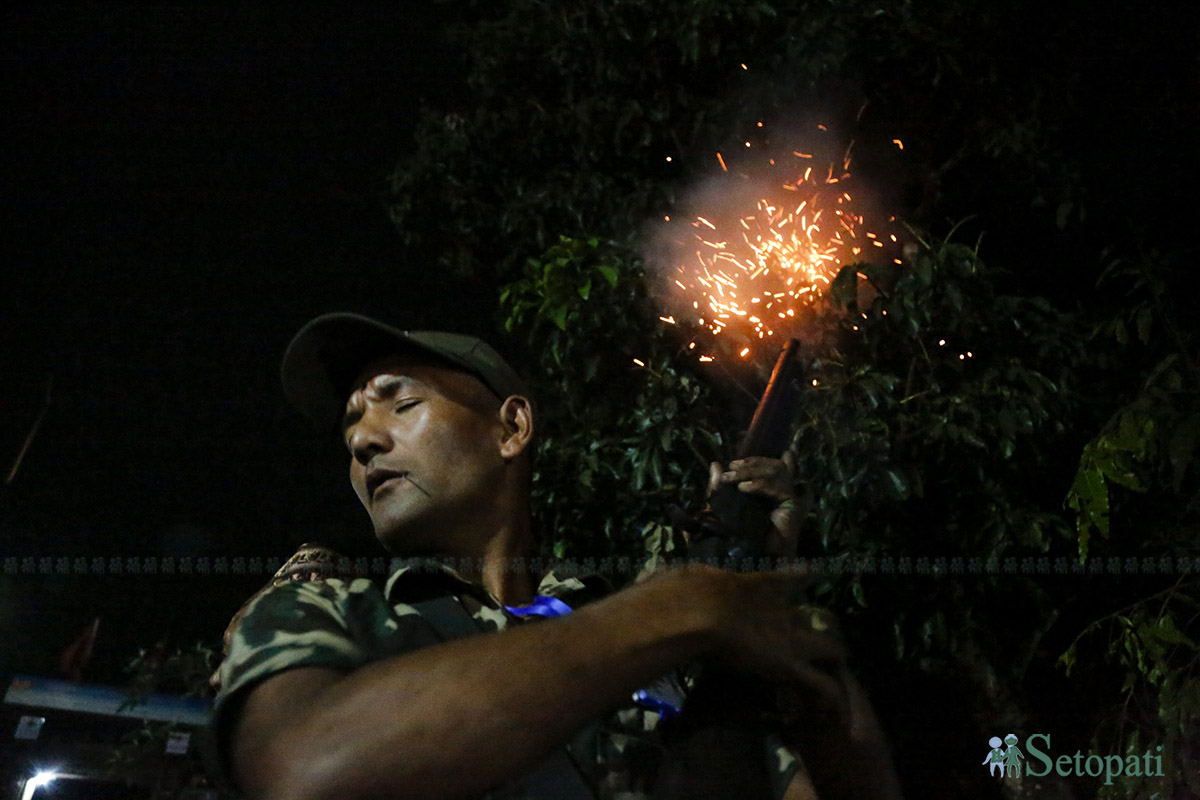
left=366, top=468, right=409, bottom=500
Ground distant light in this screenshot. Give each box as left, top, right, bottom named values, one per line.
left=739, top=347, right=750, bottom=357
left=699, top=355, right=714, bottom=362
left=665, top=156, right=672, bottom=162
left=740, top=63, right=748, bottom=70
left=632, top=358, right=645, bottom=367
left=938, top=339, right=946, bottom=346
left=744, top=141, right=751, bottom=148
left=959, top=354, right=966, bottom=360
left=811, top=379, right=819, bottom=386
left=756, top=121, right=763, bottom=127
left=967, top=351, right=973, bottom=358
left=29, top=772, right=58, bottom=788
left=893, top=138, right=904, bottom=150
left=23, top=772, right=58, bottom=800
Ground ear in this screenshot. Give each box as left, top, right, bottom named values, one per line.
left=497, top=395, right=534, bottom=460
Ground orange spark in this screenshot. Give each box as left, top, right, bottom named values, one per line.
left=658, top=126, right=902, bottom=362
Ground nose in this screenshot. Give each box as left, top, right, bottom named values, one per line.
left=347, top=412, right=392, bottom=466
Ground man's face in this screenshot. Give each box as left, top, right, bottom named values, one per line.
left=341, top=353, right=506, bottom=555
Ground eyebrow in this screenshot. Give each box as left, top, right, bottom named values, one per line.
left=340, top=374, right=419, bottom=432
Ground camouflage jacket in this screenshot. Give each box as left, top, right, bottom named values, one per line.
left=212, top=547, right=802, bottom=799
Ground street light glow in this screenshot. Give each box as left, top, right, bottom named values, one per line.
left=22, top=771, right=58, bottom=800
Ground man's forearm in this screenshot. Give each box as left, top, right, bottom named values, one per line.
left=237, top=570, right=724, bottom=800
left=792, top=675, right=903, bottom=800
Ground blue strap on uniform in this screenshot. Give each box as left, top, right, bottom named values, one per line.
left=632, top=674, right=686, bottom=719
left=632, top=688, right=683, bottom=719
left=504, top=594, right=574, bottom=619
left=505, top=592, right=683, bottom=718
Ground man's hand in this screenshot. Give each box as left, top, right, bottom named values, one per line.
left=699, top=568, right=848, bottom=722
left=708, top=453, right=804, bottom=557
left=700, top=568, right=902, bottom=799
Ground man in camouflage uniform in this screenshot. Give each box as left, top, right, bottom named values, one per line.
left=212, top=312, right=900, bottom=799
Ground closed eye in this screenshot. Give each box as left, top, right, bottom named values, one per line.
left=341, top=401, right=419, bottom=451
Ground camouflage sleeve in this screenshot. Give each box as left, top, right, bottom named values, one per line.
left=209, top=576, right=390, bottom=787
left=216, top=577, right=386, bottom=700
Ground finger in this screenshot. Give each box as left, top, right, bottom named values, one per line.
left=736, top=478, right=792, bottom=501
left=763, top=526, right=798, bottom=559
left=788, top=624, right=846, bottom=668
left=725, top=457, right=792, bottom=481
left=795, top=605, right=843, bottom=642
left=766, top=499, right=801, bottom=557
left=708, top=461, right=722, bottom=495
left=722, top=459, right=794, bottom=500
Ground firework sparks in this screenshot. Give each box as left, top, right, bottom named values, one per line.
left=651, top=123, right=900, bottom=362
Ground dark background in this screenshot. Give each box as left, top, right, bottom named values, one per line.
left=1, top=3, right=479, bottom=682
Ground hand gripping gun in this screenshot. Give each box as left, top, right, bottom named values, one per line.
left=655, top=338, right=806, bottom=799
left=691, top=337, right=805, bottom=562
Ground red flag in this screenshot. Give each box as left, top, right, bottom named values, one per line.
left=58, top=617, right=100, bottom=682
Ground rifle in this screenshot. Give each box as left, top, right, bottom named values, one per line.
left=692, top=338, right=804, bottom=561
left=655, top=339, right=806, bottom=799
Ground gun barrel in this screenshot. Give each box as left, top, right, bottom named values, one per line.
left=704, top=339, right=803, bottom=548
left=735, top=338, right=802, bottom=459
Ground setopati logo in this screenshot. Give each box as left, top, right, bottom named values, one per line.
left=983, top=733, right=1164, bottom=786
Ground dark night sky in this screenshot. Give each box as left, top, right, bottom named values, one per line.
left=1, top=3, right=484, bottom=679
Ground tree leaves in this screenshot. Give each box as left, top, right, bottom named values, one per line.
left=500, top=236, right=724, bottom=557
